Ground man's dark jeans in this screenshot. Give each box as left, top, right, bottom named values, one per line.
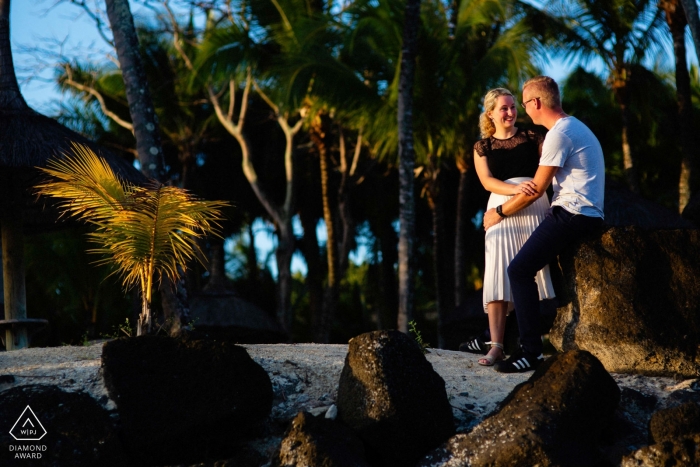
left=507, top=206, right=603, bottom=356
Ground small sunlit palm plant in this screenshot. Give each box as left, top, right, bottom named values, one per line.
left=35, top=143, right=229, bottom=336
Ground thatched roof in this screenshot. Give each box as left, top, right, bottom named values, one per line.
left=0, top=0, right=145, bottom=229
left=603, top=180, right=694, bottom=230
left=0, top=107, right=146, bottom=185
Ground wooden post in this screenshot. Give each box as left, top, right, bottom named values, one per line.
left=2, top=213, right=27, bottom=349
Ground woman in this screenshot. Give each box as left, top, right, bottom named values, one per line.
left=464, top=87, right=555, bottom=366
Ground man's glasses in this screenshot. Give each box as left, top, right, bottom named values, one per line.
left=521, top=97, right=540, bottom=109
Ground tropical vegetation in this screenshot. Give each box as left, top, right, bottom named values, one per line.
left=8, top=0, right=700, bottom=347
left=34, top=143, right=228, bottom=336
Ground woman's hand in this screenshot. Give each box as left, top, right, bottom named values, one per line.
left=512, top=180, right=537, bottom=196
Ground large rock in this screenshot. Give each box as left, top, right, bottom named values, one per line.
left=271, top=411, right=369, bottom=467
left=621, top=433, right=700, bottom=466
left=420, top=350, right=620, bottom=467
left=551, top=227, right=700, bottom=377
left=337, top=330, right=454, bottom=467
left=0, top=385, right=127, bottom=466
left=649, top=401, right=700, bottom=445
left=102, top=336, right=273, bottom=466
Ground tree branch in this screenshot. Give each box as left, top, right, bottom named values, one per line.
left=64, top=0, right=115, bottom=47
left=253, top=79, right=279, bottom=115
left=63, top=65, right=134, bottom=131
left=227, top=79, right=236, bottom=121
left=238, top=68, right=252, bottom=130
left=162, top=0, right=195, bottom=71
left=350, top=129, right=362, bottom=177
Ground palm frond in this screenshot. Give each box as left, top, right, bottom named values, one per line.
left=35, top=143, right=229, bottom=303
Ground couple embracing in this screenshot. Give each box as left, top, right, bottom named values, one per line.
left=461, top=76, right=605, bottom=373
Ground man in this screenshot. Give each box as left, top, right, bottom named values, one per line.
left=482, top=76, right=605, bottom=373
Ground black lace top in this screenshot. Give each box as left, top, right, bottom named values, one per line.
left=474, top=128, right=545, bottom=181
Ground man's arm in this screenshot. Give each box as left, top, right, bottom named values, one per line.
left=483, top=165, right=559, bottom=230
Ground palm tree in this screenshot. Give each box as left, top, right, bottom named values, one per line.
left=396, top=0, right=421, bottom=334
left=104, top=0, right=166, bottom=182
left=549, top=0, right=666, bottom=193
left=680, top=0, right=700, bottom=64
left=659, top=0, right=694, bottom=212
left=35, top=144, right=228, bottom=336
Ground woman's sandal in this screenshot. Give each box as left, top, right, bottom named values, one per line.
left=478, top=342, right=505, bottom=366
left=458, top=335, right=489, bottom=355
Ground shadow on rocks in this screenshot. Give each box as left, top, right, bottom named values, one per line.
left=337, top=330, right=455, bottom=467
left=620, top=401, right=700, bottom=465
left=420, top=350, right=620, bottom=467
left=270, top=411, right=369, bottom=467
left=0, top=385, right=127, bottom=466
left=101, top=335, right=273, bottom=466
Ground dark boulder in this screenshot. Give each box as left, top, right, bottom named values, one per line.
left=337, top=330, right=454, bottom=467
left=271, top=411, right=369, bottom=467
left=420, top=350, right=620, bottom=467
left=101, top=336, right=273, bottom=466
left=0, top=385, right=127, bottom=466
left=621, top=433, right=700, bottom=466
left=649, top=401, right=700, bottom=445
left=551, top=227, right=700, bottom=377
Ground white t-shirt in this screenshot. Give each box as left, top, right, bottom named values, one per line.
left=540, top=116, right=605, bottom=219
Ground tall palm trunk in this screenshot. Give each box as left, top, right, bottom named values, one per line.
left=680, top=0, right=700, bottom=64
left=611, top=71, right=640, bottom=194
left=424, top=158, right=453, bottom=349
left=106, top=0, right=186, bottom=336
left=397, top=0, right=422, bottom=333
left=105, top=0, right=165, bottom=182
left=275, top=219, right=295, bottom=334
left=311, top=112, right=337, bottom=343
left=336, top=128, right=359, bottom=280
left=0, top=0, right=29, bottom=349
left=454, top=154, right=471, bottom=308
left=202, top=237, right=227, bottom=293
left=662, top=0, right=694, bottom=212
left=299, top=208, right=323, bottom=338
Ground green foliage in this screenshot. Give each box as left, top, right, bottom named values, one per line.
left=409, top=320, right=430, bottom=354
left=103, top=318, right=134, bottom=339
left=35, top=143, right=229, bottom=334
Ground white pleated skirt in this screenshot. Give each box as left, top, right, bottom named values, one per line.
left=483, top=177, right=555, bottom=313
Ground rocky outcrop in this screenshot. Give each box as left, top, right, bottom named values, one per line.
left=337, top=330, right=454, bottom=467
left=551, top=227, right=700, bottom=377
left=621, top=433, right=700, bottom=466
left=649, top=401, right=700, bottom=444
left=420, top=350, right=620, bottom=467
left=101, top=336, right=273, bottom=466
left=0, top=385, right=127, bottom=466
left=271, top=411, right=369, bottom=467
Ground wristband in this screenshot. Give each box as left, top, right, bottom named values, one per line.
left=496, top=205, right=507, bottom=218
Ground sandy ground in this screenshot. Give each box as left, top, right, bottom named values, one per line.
left=0, top=341, right=688, bottom=432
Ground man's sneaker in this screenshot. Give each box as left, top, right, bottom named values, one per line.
left=458, top=335, right=489, bottom=355
left=494, top=348, right=544, bottom=373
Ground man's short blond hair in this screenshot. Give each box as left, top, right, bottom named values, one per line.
left=523, top=76, right=561, bottom=108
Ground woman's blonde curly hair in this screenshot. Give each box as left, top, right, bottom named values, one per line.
left=479, top=88, right=515, bottom=139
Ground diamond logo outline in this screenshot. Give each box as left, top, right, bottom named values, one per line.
left=9, top=406, right=47, bottom=441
